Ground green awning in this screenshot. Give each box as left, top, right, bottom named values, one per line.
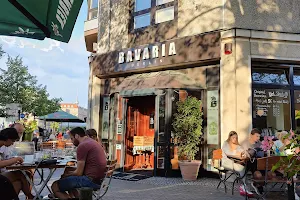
left=38, top=110, right=84, bottom=123
left=0, top=0, right=83, bottom=43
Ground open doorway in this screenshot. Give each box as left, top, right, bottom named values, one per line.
left=124, top=96, right=155, bottom=176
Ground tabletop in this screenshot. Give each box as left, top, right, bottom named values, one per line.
left=6, top=160, right=76, bottom=171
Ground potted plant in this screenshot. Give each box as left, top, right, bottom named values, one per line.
left=172, top=96, right=203, bottom=181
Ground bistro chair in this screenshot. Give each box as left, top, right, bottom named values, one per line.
left=92, top=159, right=117, bottom=200
left=212, top=149, right=241, bottom=195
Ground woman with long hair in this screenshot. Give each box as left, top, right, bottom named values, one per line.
left=222, top=131, right=253, bottom=197
left=0, top=128, right=34, bottom=199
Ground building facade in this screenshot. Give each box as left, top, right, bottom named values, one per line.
left=85, top=0, right=300, bottom=176
left=60, top=103, right=87, bottom=121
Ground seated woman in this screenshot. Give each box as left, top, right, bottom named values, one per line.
left=222, top=131, right=253, bottom=197
left=273, top=131, right=289, bottom=155
left=0, top=128, right=34, bottom=200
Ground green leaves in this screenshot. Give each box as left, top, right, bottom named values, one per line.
left=172, top=96, right=203, bottom=161
left=0, top=51, right=61, bottom=117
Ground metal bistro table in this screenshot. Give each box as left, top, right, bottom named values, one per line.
left=6, top=160, right=75, bottom=200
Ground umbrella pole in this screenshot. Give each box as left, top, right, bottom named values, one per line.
left=68, top=122, right=69, bottom=129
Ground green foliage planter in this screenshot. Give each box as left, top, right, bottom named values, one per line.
left=172, top=96, right=203, bottom=180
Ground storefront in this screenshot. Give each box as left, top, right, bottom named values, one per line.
left=90, top=32, right=221, bottom=176
left=252, top=62, right=300, bottom=134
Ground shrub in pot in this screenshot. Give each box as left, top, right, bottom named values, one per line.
left=172, top=96, right=203, bottom=181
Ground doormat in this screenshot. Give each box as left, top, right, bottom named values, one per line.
left=112, top=172, right=150, bottom=181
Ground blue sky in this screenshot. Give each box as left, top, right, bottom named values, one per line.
left=0, top=1, right=89, bottom=108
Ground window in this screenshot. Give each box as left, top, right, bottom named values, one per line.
left=134, top=13, right=151, bottom=29
left=135, top=0, right=151, bottom=12
left=90, top=0, right=98, bottom=9
left=155, top=6, right=174, bottom=24
left=88, top=0, right=98, bottom=20
left=133, top=0, right=175, bottom=29
left=252, top=68, right=289, bottom=85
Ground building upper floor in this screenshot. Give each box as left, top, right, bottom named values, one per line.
left=88, top=0, right=300, bottom=54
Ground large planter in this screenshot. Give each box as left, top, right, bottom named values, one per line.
left=178, top=160, right=201, bottom=181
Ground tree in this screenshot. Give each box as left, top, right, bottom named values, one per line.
left=50, top=122, right=60, bottom=132
left=0, top=55, right=62, bottom=117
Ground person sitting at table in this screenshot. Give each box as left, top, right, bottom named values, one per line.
left=222, top=131, right=253, bottom=197
left=0, top=128, right=34, bottom=200
left=273, top=131, right=289, bottom=155
left=51, top=127, right=107, bottom=199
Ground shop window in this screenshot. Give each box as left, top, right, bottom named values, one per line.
left=294, top=91, right=300, bottom=131
left=133, top=0, right=175, bottom=29
left=293, top=70, right=300, bottom=85
left=252, top=68, right=289, bottom=85
left=158, top=94, right=166, bottom=143
left=252, top=88, right=291, bottom=136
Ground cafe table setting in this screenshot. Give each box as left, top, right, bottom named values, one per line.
left=6, top=149, right=76, bottom=200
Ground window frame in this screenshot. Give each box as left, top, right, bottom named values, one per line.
left=252, top=62, right=300, bottom=130
left=131, top=0, right=177, bottom=31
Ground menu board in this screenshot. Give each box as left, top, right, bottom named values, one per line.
left=133, top=136, right=154, bottom=146
left=253, top=89, right=290, bottom=118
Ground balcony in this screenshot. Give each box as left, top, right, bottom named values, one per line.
left=84, top=17, right=98, bottom=52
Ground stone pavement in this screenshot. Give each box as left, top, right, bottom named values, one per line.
left=18, top=169, right=289, bottom=200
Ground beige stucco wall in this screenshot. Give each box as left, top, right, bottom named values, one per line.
left=220, top=29, right=300, bottom=145
left=224, top=0, right=300, bottom=33
left=178, top=0, right=223, bottom=37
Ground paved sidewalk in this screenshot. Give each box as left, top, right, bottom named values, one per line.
left=18, top=169, right=289, bottom=200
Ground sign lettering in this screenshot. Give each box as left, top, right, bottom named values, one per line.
left=56, top=0, right=74, bottom=30
left=118, top=42, right=176, bottom=64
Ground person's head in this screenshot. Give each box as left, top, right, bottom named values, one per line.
left=250, top=128, right=261, bottom=143
left=226, top=131, right=239, bottom=145
left=11, top=123, right=24, bottom=138
left=69, top=127, right=86, bottom=146
left=0, top=128, right=19, bottom=147
left=275, top=131, right=288, bottom=142
left=86, top=129, right=98, bottom=141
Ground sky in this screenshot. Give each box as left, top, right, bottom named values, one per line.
left=0, top=1, right=90, bottom=108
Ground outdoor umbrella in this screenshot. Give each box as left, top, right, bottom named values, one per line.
left=0, top=0, right=83, bottom=43
left=38, top=110, right=84, bottom=123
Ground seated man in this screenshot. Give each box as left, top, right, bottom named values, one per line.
left=51, top=127, right=107, bottom=200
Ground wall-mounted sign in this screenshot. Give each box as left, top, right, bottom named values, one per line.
left=207, top=90, right=219, bottom=145
left=91, top=32, right=221, bottom=76
left=253, top=89, right=290, bottom=118
left=102, top=97, right=109, bottom=139
left=118, top=42, right=177, bottom=64
left=117, top=123, right=123, bottom=135
left=116, top=144, right=122, bottom=150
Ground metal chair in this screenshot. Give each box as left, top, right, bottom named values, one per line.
left=92, top=159, right=117, bottom=200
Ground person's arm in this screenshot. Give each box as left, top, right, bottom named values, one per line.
left=63, top=145, right=87, bottom=177
left=64, top=161, right=85, bottom=177
left=0, top=157, right=23, bottom=168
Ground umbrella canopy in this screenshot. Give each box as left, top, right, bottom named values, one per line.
left=0, top=0, right=83, bottom=43
left=38, top=110, right=84, bottom=123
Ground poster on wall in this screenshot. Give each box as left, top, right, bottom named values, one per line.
left=207, top=90, right=219, bottom=145
left=102, top=97, right=109, bottom=139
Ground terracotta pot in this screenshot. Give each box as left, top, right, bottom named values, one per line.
left=178, top=160, right=201, bottom=181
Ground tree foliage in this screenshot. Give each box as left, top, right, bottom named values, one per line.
left=0, top=48, right=62, bottom=117
left=172, top=96, right=203, bottom=161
